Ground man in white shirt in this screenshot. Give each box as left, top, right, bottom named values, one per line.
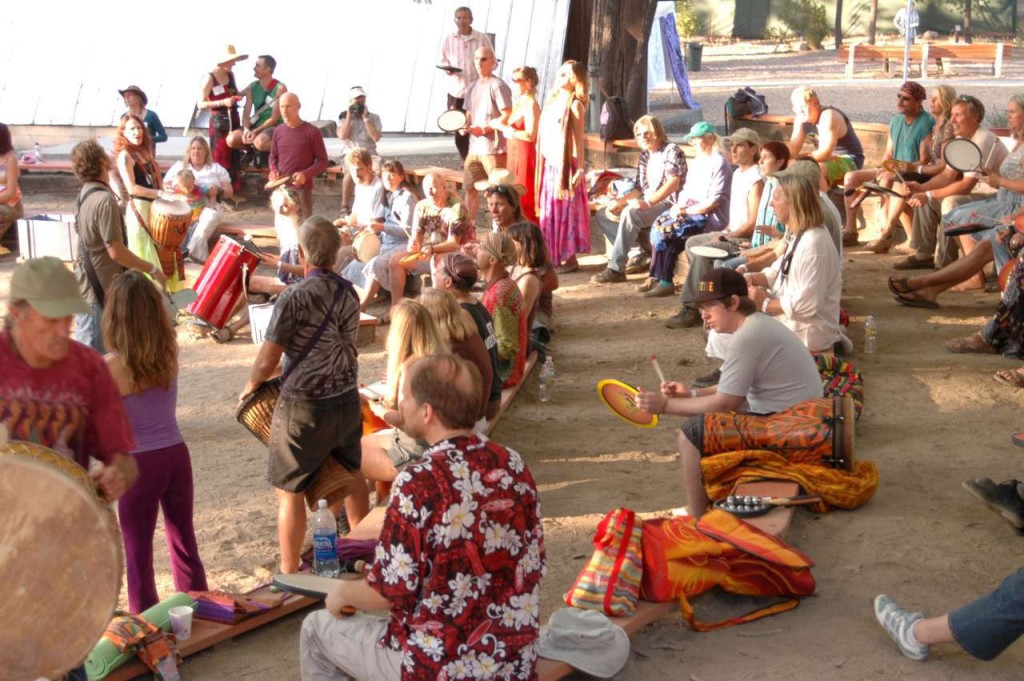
left=462, top=46, right=512, bottom=223
left=338, top=86, right=383, bottom=217
left=896, top=94, right=1008, bottom=271
left=638, top=268, right=823, bottom=517
left=439, top=6, right=494, bottom=160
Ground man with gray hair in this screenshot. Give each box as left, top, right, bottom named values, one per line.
left=241, top=216, right=367, bottom=574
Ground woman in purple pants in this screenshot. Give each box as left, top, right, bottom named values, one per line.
left=103, top=271, right=207, bottom=613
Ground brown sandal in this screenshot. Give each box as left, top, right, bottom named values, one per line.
left=945, top=333, right=996, bottom=354
left=887, top=275, right=913, bottom=296
left=994, top=367, right=1024, bottom=388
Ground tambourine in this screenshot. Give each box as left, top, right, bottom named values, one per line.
left=437, top=109, right=469, bottom=133
left=944, top=138, right=984, bottom=174
left=690, top=245, right=729, bottom=259
left=596, top=379, right=658, bottom=428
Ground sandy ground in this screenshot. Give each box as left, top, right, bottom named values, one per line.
left=4, top=41, right=1024, bottom=680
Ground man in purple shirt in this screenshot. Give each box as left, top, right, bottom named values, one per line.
left=269, top=92, right=329, bottom=217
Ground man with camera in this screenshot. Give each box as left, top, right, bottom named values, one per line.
left=339, top=86, right=382, bottom=218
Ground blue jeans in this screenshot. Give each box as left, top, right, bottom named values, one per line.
left=593, top=202, right=669, bottom=272
left=74, top=303, right=105, bottom=354
left=948, top=567, right=1024, bottom=660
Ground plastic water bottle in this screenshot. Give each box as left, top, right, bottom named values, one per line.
left=33, top=143, right=44, bottom=163
left=539, top=356, right=555, bottom=403
left=311, top=499, right=340, bottom=577
left=864, top=315, right=878, bottom=355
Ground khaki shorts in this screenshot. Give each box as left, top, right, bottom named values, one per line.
left=463, top=153, right=507, bottom=189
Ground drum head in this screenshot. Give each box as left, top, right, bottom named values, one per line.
left=354, top=231, right=381, bottom=262
left=691, top=245, right=729, bottom=259
left=0, top=442, right=121, bottom=680
left=265, top=175, right=292, bottom=191
left=437, top=109, right=468, bottom=132
left=597, top=379, right=658, bottom=428
left=152, top=197, right=193, bottom=216
left=272, top=573, right=341, bottom=598
left=944, top=138, right=983, bottom=173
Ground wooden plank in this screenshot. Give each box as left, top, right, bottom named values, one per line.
left=483, top=351, right=538, bottom=436
left=105, top=586, right=320, bottom=681
left=218, top=223, right=277, bottom=239
left=729, top=480, right=801, bottom=539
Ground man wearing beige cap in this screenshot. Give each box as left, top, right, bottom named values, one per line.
left=338, top=86, right=383, bottom=217
left=1, top=257, right=138, bottom=498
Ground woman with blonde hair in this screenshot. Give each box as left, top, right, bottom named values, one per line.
left=744, top=174, right=848, bottom=354
left=360, top=299, right=449, bottom=482
left=536, top=59, right=589, bottom=273
left=496, top=66, right=540, bottom=223
left=421, top=288, right=497, bottom=421
left=102, top=271, right=207, bottom=613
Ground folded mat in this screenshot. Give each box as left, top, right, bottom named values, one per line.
left=85, top=592, right=195, bottom=680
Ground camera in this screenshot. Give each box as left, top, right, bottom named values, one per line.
left=349, top=103, right=366, bottom=117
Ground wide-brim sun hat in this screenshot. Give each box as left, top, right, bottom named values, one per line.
left=218, top=44, right=248, bottom=66
left=538, top=608, right=630, bottom=678
left=118, top=85, right=148, bottom=106
left=473, top=168, right=526, bottom=194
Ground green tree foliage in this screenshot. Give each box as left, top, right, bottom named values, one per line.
left=778, top=0, right=831, bottom=49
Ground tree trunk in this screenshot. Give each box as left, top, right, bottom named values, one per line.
left=868, top=0, right=879, bottom=45
left=624, top=1, right=659, bottom=118
left=835, top=0, right=844, bottom=48
left=964, top=0, right=973, bottom=43
left=585, top=0, right=658, bottom=120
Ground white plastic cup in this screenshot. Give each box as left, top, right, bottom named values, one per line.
left=169, top=605, right=194, bottom=641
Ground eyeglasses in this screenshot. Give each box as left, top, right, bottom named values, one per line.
left=486, top=185, right=514, bottom=198
left=897, top=95, right=913, bottom=102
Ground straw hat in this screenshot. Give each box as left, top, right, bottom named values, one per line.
left=218, top=44, right=249, bottom=66
left=474, top=168, right=526, bottom=194
left=538, top=608, right=630, bottom=678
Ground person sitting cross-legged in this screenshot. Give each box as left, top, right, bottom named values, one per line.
left=636, top=268, right=823, bottom=518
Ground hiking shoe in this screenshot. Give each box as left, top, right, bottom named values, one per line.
left=961, top=477, right=1024, bottom=528
left=693, top=368, right=721, bottom=388
left=590, top=268, right=627, bottom=284
left=643, top=282, right=675, bottom=298
left=874, top=595, right=929, bottom=661
left=636, top=277, right=658, bottom=293
left=665, top=307, right=702, bottom=329
left=625, top=253, right=652, bottom=274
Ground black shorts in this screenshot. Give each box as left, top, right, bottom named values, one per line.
left=268, top=388, right=361, bottom=492
left=681, top=415, right=704, bottom=455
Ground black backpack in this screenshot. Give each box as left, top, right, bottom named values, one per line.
left=724, top=87, right=769, bottom=134
left=600, top=96, right=634, bottom=143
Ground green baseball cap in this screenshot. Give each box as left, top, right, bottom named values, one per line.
left=682, top=120, right=718, bottom=140
left=10, top=257, right=90, bottom=318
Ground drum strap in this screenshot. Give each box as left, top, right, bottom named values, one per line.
left=75, top=186, right=124, bottom=308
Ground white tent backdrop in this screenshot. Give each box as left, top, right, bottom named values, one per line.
left=0, top=0, right=570, bottom=132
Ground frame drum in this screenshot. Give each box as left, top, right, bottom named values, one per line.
left=353, top=230, right=381, bottom=262
left=0, top=441, right=121, bottom=680
left=944, top=138, right=984, bottom=174
left=437, top=109, right=468, bottom=133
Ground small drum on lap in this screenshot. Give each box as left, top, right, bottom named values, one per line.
left=0, top=441, right=121, bottom=680
left=353, top=230, right=381, bottom=262
left=700, top=395, right=855, bottom=470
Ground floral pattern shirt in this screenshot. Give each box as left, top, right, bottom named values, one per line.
left=368, top=434, right=545, bottom=681
left=411, top=196, right=476, bottom=249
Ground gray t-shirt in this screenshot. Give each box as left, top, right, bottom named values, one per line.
left=74, top=182, right=127, bottom=305
left=339, top=111, right=382, bottom=157
left=716, top=312, right=823, bottom=413
left=465, top=76, right=513, bottom=156
left=265, top=271, right=360, bottom=400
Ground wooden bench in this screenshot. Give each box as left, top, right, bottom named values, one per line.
left=536, top=479, right=801, bottom=681
left=218, top=222, right=277, bottom=239
left=105, top=586, right=320, bottom=681
left=728, top=112, right=890, bottom=169
left=406, top=165, right=465, bottom=191
left=838, top=41, right=1012, bottom=79
left=483, top=351, right=539, bottom=436
left=18, top=160, right=172, bottom=174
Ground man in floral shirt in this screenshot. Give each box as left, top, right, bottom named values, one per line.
left=300, top=354, right=545, bottom=681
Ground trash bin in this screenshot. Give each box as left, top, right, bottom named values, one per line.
left=685, top=42, right=703, bottom=72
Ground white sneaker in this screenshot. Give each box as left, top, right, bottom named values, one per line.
left=874, top=594, right=929, bottom=661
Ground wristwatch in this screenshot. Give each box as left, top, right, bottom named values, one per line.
left=762, top=297, right=771, bottom=313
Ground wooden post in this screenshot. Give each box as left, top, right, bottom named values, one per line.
left=846, top=43, right=856, bottom=79
left=995, top=42, right=1005, bottom=77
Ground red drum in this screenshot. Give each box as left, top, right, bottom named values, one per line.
left=187, top=235, right=261, bottom=328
